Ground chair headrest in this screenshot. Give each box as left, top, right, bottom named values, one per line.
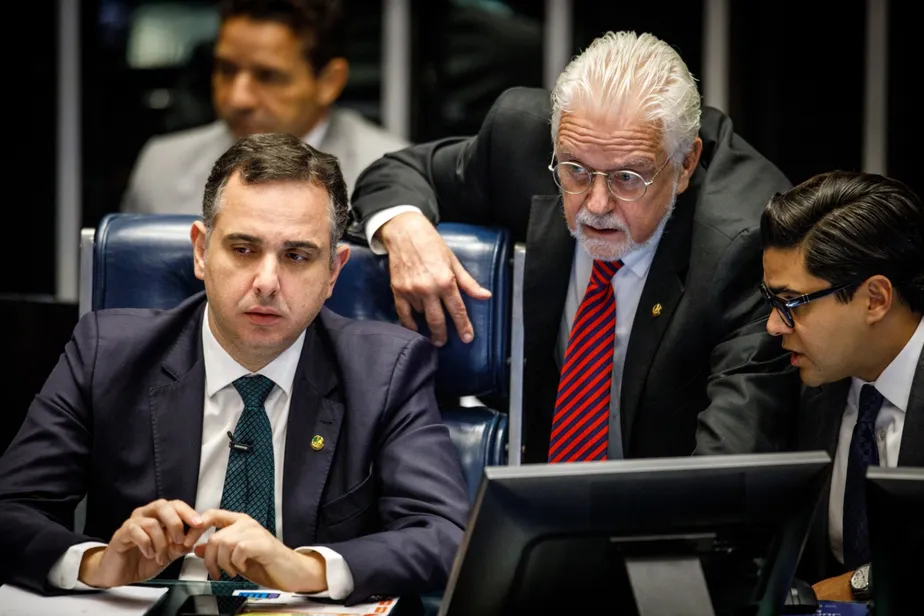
left=93, top=214, right=203, bottom=311
left=92, top=213, right=510, bottom=398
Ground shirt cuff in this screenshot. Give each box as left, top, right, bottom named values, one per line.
left=47, top=541, right=108, bottom=590
left=294, top=546, right=354, bottom=601
left=364, top=205, right=424, bottom=255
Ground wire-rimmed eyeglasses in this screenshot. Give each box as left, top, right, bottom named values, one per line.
left=548, top=155, right=672, bottom=202
left=759, top=281, right=860, bottom=328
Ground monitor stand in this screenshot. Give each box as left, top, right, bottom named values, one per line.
left=624, top=555, right=716, bottom=616
left=612, top=533, right=717, bottom=616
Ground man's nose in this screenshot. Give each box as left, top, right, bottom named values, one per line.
left=766, top=307, right=792, bottom=337
left=584, top=174, right=613, bottom=215
left=253, top=256, right=280, bottom=297
left=226, top=73, right=258, bottom=109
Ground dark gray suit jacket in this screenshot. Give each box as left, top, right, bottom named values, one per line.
left=0, top=293, right=470, bottom=603
left=351, top=86, right=801, bottom=463
left=796, top=350, right=924, bottom=583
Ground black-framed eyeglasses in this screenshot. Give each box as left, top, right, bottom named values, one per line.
left=759, top=281, right=859, bottom=328
left=548, top=154, right=672, bottom=202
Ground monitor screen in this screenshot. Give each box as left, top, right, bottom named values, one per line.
left=867, top=465, right=923, bottom=616
left=440, top=452, right=831, bottom=616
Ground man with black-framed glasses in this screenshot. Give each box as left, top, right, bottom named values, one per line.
left=761, top=170, right=923, bottom=598
left=350, top=30, right=800, bottom=462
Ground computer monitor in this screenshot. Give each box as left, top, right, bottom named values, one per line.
left=867, top=466, right=923, bottom=616
left=440, top=452, right=831, bottom=616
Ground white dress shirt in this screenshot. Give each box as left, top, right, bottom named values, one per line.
left=48, top=306, right=353, bottom=599
left=365, top=205, right=661, bottom=458
left=365, top=205, right=430, bottom=254
left=828, top=315, right=924, bottom=564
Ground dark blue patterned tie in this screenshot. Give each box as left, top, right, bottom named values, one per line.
left=219, top=375, right=276, bottom=581
left=842, top=384, right=883, bottom=570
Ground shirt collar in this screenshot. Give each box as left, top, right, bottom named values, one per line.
left=201, top=304, right=306, bottom=400
left=850, top=315, right=924, bottom=413
left=302, top=114, right=331, bottom=150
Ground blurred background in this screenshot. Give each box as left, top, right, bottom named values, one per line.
left=3, top=0, right=919, bottom=451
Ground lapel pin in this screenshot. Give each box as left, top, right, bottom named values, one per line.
left=311, top=435, right=325, bottom=451
left=652, top=303, right=663, bottom=317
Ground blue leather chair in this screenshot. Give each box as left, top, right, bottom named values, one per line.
left=80, top=213, right=511, bottom=503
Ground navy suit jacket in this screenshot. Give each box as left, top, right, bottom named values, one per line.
left=0, top=293, right=470, bottom=603
left=795, top=350, right=924, bottom=583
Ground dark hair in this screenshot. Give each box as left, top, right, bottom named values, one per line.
left=202, top=132, right=349, bottom=262
left=761, top=170, right=924, bottom=313
left=219, top=0, right=345, bottom=73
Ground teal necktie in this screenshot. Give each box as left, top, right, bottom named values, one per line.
left=219, top=375, right=276, bottom=581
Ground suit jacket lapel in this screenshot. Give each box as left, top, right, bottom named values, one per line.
left=282, top=320, right=344, bottom=547
left=802, top=380, right=849, bottom=459
left=898, top=349, right=924, bottom=467
left=524, top=195, right=575, bottom=370
left=619, top=198, right=693, bottom=447
left=149, top=303, right=207, bottom=507
left=798, top=380, right=849, bottom=581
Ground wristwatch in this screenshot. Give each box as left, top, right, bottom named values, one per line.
left=849, top=563, right=873, bottom=601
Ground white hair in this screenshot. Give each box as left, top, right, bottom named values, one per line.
left=551, top=31, right=702, bottom=165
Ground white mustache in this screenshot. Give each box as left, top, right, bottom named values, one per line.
left=576, top=209, right=628, bottom=232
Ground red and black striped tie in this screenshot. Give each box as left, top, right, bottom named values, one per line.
left=548, top=259, right=622, bottom=463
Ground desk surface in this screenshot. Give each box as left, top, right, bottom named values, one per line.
left=135, top=581, right=423, bottom=616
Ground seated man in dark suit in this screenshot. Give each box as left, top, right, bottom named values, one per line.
left=350, top=30, right=800, bottom=463
left=0, top=133, right=470, bottom=603
left=761, top=170, right=923, bottom=599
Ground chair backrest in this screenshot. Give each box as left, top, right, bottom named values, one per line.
left=84, top=213, right=510, bottom=500
left=90, top=214, right=202, bottom=312
left=327, top=224, right=510, bottom=399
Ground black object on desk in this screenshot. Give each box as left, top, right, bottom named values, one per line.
left=867, top=466, right=923, bottom=616
left=138, top=580, right=256, bottom=616
left=781, top=578, right=819, bottom=614
left=439, top=451, right=832, bottom=616
left=177, top=594, right=247, bottom=615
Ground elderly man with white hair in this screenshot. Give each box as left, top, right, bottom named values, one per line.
left=350, top=31, right=799, bottom=463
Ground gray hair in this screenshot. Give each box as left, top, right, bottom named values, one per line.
left=550, top=31, right=702, bottom=165
left=201, top=132, right=349, bottom=264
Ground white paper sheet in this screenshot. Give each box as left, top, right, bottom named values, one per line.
left=0, top=584, right=168, bottom=616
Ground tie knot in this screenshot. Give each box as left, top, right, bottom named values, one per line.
left=857, top=384, right=884, bottom=424
left=591, top=259, right=624, bottom=286
left=233, top=375, right=276, bottom=408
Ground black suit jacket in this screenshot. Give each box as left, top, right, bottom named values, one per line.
left=796, top=349, right=924, bottom=583
left=0, top=293, right=470, bottom=603
left=351, top=86, right=801, bottom=463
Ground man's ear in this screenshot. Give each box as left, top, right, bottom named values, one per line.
left=675, top=137, right=703, bottom=195
left=191, top=221, right=208, bottom=281
left=315, top=58, right=349, bottom=107
left=325, top=243, right=351, bottom=298
left=864, top=275, right=894, bottom=325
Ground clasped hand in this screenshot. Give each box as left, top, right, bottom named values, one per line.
left=78, top=500, right=326, bottom=593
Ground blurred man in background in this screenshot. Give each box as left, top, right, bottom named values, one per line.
left=122, top=0, right=407, bottom=215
